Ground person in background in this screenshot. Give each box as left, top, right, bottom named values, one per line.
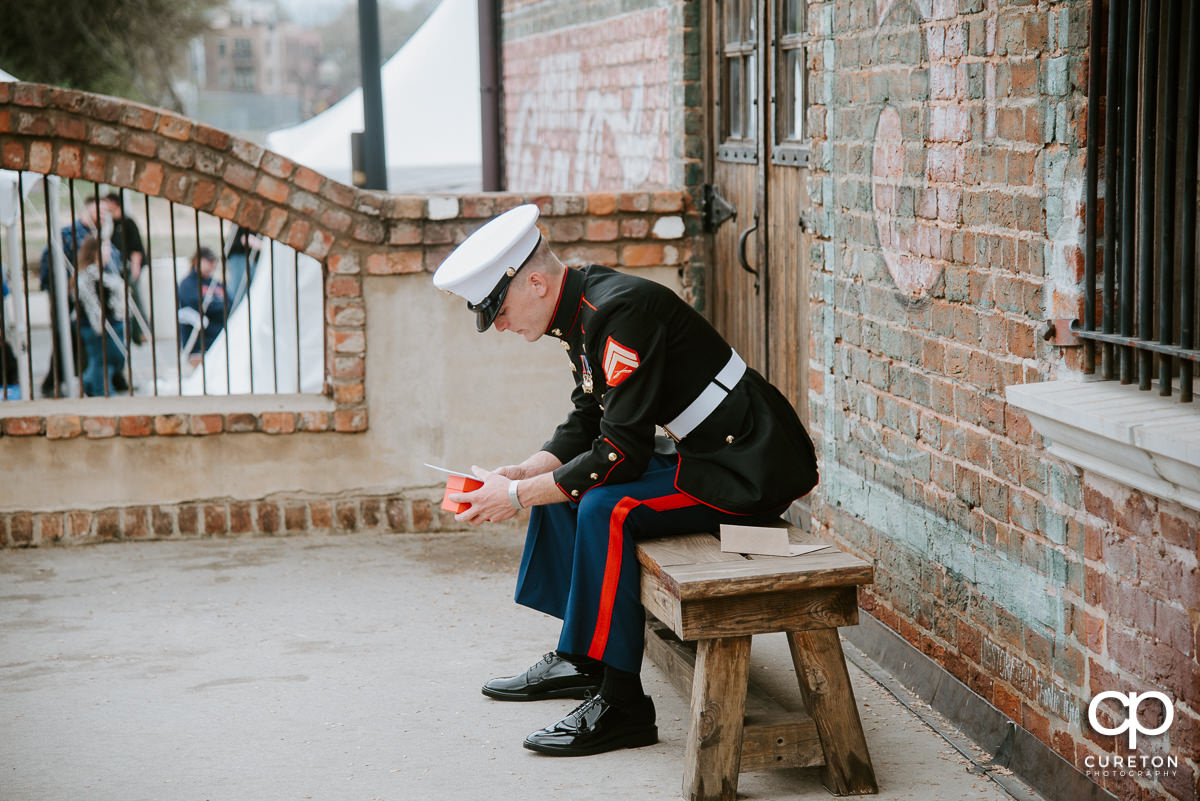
left=224, top=226, right=262, bottom=308
left=38, top=200, right=124, bottom=396
left=177, top=247, right=227, bottom=366
left=1, top=271, right=20, bottom=400
left=73, top=235, right=127, bottom=397
left=102, top=192, right=149, bottom=345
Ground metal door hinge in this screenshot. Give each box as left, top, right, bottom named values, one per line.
left=703, top=184, right=737, bottom=233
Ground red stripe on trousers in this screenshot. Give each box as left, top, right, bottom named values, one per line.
left=586, top=492, right=699, bottom=661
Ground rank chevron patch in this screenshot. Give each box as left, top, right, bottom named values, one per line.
left=602, top=336, right=640, bottom=386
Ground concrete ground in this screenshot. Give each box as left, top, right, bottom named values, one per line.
left=1, top=530, right=1035, bottom=801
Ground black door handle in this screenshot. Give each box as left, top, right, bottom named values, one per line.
left=737, top=220, right=760, bottom=293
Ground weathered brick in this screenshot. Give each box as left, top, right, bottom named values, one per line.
left=284, top=504, right=308, bottom=531
left=224, top=161, right=256, bottom=191
left=2, top=142, right=25, bottom=170
left=620, top=243, right=665, bottom=267
left=261, top=413, right=296, bottom=434
left=260, top=151, right=295, bottom=179
left=360, top=498, right=381, bottom=529
left=119, top=416, right=153, bottom=437
left=82, top=416, right=117, bottom=438
left=96, top=509, right=120, bottom=541
left=332, top=382, right=365, bottom=404
left=310, top=501, right=333, bottom=529
left=203, top=505, right=228, bottom=535
left=255, top=174, right=290, bottom=204
left=124, top=507, right=149, bottom=539
left=411, top=499, right=434, bottom=531
left=45, top=415, right=81, bottom=439
left=293, top=165, right=324, bottom=193
left=136, top=161, right=164, bottom=195
left=226, top=413, right=257, bottom=433
left=36, top=513, right=63, bottom=544
left=177, top=506, right=199, bottom=535
left=335, top=502, right=357, bottom=531
left=152, top=507, right=174, bottom=537
left=28, top=140, right=52, bottom=173
left=297, top=411, right=331, bottom=432
left=328, top=276, right=362, bottom=298
left=156, top=113, right=192, bottom=141
left=193, top=124, right=230, bottom=151
left=256, top=502, right=280, bottom=534
left=191, top=414, right=224, bottom=435
left=334, top=409, right=368, bottom=432
left=229, top=502, right=253, bottom=534
left=154, top=414, right=189, bottom=435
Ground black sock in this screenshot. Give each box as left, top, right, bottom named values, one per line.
left=599, top=665, right=643, bottom=704
left=556, top=650, right=602, bottom=674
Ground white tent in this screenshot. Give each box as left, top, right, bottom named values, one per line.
left=266, top=0, right=482, bottom=193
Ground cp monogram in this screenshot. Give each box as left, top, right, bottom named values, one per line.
left=1088, top=691, right=1174, bottom=749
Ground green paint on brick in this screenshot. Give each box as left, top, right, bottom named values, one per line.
left=823, top=462, right=1067, bottom=634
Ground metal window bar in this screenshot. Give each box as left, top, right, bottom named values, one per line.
left=1181, top=4, right=1200, bottom=402
left=218, top=218, right=231, bottom=393
left=67, top=180, right=84, bottom=399
left=294, top=248, right=301, bottom=392
left=244, top=229, right=255, bottom=395
left=194, top=208, right=207, bottom=395
left=144, top=193, right=158, bottom=396
left=117, top=188, right=134, bottom=397
left=0, top=178, right=323, bottom=401
left=1083, top=0, right=1199, bottom=403
left=169, top=201, right=182, bottom=394
left=92, top=187, right=111, bottom=398
left=18, top=173, right=35, bottom=394
left=270, top=238, right=279, bottom=393
left=17, top=177, right=34, bottom=398
left=0, top=212, right=8, bottom=399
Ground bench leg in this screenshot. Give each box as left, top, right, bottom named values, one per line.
left=787, top=628, right=878, bottom=795
left=683, top=635, right=751, bottom=801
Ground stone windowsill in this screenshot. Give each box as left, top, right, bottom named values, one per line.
left=1005, top=379, right=1200, bottom=512
left=0, top=393, right=335, bottom=419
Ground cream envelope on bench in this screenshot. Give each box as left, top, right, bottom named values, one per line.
left=719, top=524, right=827, bottom=557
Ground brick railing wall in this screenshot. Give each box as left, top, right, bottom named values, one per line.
left=0, top=488, right=509, bottom=547
left=805, top=2, right=1198, bottom=800
left=0, top=82, right=695, bottom=440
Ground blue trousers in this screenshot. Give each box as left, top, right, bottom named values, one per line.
left=80, top=321, right=126, bottom=397
left=514, top=453, right=782, bottom=674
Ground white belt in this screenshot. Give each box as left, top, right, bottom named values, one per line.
left=663, top=350, right=747, bottom=441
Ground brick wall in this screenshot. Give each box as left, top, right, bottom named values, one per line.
left=0, top=82, right=699, bottom=542
left=806, top=2, right=1199, bottom=800
left=0, top=81, right=695, bottom=439
left=0, top=489, right=503, bottom=547
left=501, top=0, right=703, bottom=196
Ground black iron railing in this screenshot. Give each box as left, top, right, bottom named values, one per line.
left=1084, top=0, right=1200, bottom=402
left=0, top=175, right=324, bottom=401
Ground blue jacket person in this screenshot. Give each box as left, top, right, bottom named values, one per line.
left=433, top=204, right=818, bottom=757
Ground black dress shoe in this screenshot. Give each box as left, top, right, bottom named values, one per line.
left=482, top=652, right=601, bottom=701
left=523, top=693, right=657, bottom=756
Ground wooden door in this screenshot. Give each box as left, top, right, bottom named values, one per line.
left=708, top=0, right=812, bottom=420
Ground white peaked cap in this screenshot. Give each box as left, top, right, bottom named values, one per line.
left=433, top=204, right=541, bottom=304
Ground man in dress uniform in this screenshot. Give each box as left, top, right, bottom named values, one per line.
left=433, top=204, right=818, bottom=757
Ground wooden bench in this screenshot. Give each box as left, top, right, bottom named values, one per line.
left=637, top=530, right=878, bottom=801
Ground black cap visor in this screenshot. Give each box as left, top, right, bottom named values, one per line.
left=467, top=271, right=516, bottom=332
left=465, top=236, right=541, bottom=332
